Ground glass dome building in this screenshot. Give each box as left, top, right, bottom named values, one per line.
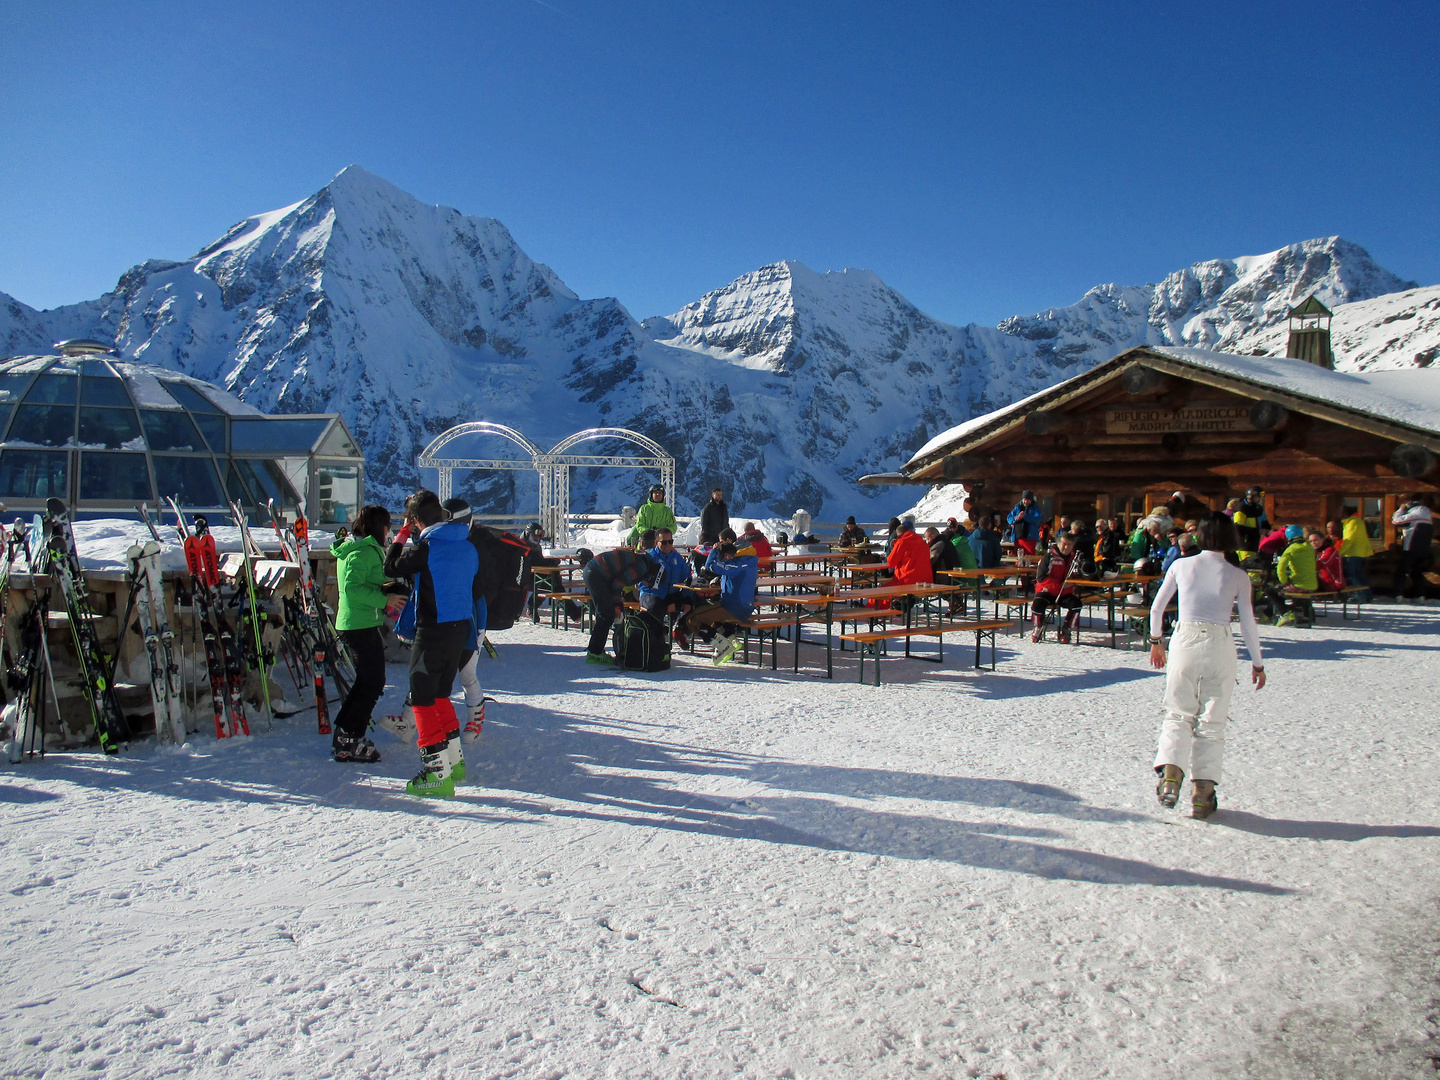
left=0, top=341, right=364, bottom=523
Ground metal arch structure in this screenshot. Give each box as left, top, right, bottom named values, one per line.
left=416, top=423, right=675, bottom=544
left=417, top=422, right=544, bottom=502
left=539, top=427, right=675, bottom=543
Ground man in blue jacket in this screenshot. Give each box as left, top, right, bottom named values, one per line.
left=384, top=489, right=479, bottom=799
left=685, top=541, right=759, bottom=660
left=640, top=528, right=697, bottom=645
left=1007, top=490, right=1043, bottom=556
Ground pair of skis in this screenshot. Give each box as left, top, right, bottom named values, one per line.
left=159, top=500, right=250, bottom=738
left=4, top=518, right=58, bottom=762
left=256, top=500, right=353, bottom=735
left=41, top=499, right=129, bottom=754
left=123, top=535, right=185, bottom=744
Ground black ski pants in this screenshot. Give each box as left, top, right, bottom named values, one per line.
left=408, top=620, right=469, bottom=708
left=334, top=626, right=387, bottom=738
left=584, top=562, right=622, bottom=654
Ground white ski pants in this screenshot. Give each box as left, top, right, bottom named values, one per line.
left=456, top=651, right=483, bottom=717
left=1153, top=621, right=1237, bottom=783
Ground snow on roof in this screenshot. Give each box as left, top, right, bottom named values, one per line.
left=906, top=346, right=1440, bottom=470
left=1143, top=346, right=1440, bottom=435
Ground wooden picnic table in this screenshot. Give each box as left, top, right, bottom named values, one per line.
left=936, top=567, right=1026, bottom=615
left=765, top=581, right=965, bottom=677
left=1063, top=575, right=1162, bottom=648
left=756, top=573, right=835, bottom=593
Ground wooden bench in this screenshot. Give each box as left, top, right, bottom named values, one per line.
left=541, top=592, right=592, bottom=630
left=1306, top=585, right=1368, bottom=621
left=736, top=613, right=829, bottom=671
left=837, top=619, right=1012, bottom=684
left=1120, top=604, right=1176, bottom=649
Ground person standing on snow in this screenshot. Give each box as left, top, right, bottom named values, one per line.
left=699, top=488, right=730, bottom=545
left=1007, top=491, right=1042, bottom=557
left=626, top=485, right=678, bottom=548
left=580, top=546, right=662, bottom=665
left=441, top=498, right=498, bottom=745
left=1391, top=494, right=1435, bottom=601
left=383, top=489, right=479, bottom=799
left=329, top=504, right=401, bottom=763
left=1149, top=511, right=1265, bottom=820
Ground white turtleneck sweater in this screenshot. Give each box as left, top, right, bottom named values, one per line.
left=1149, top=550, right=1263, bottom=666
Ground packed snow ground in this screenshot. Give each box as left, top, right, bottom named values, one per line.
left=3, top=607, right=1440, bottom=1078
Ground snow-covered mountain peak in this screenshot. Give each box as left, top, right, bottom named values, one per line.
left=0, top=168, right=1432, bottom=520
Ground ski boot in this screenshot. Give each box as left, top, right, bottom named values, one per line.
left=1155, top=764, right=1183, bottom=809
left=1030, top=615, right=1044, bottom=644
left=586, top=651, right=616, bottom=666
left=672, top=624, right=690, bottom=651
left=332, top=731, right=382, bottom=763
left=445, top=728, right=465, bottom=785
left=1191, top=779, right=1218, bottom=819
left=405, top=738, right=456, bottom=799
left=461, top=697, right=494, bottom=745
left=711, top=630, right=742, bottom=666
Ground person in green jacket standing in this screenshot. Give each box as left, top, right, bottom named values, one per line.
left=330, top=504, right=394, bottom=763
left=626, top=484, right=678, bottom=548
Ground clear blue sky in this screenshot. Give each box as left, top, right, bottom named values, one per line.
left=2, top=1, right=1436, bottom=327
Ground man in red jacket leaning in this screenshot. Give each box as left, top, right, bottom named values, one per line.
left=885, top=518, right=934, bottom=611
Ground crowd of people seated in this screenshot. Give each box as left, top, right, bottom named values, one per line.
left=562, top=482, right=1435, bottom=669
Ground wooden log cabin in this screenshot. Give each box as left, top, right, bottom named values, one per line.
left=867, top=342, right=1440, bottom=578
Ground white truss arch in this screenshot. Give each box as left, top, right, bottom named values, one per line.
left=416, top=423, right=676, bottom=543
left=418, top=422, right=544, bottom=502
left=539, top=428, right=675, bottom=543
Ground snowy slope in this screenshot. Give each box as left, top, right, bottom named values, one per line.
left=0, top=165, right=1426, bottom=520
left=4, top=610, right=1440, bottom=1077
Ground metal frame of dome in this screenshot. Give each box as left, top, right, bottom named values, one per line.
left=0, top=344, right=365, bottom=525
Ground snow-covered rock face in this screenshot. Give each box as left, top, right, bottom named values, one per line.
left=0, top=167, right=1430, bottom=520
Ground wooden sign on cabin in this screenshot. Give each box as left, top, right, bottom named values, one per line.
left=1104, top=401, right=1255, bottom=435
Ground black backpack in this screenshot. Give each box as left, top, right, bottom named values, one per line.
left=475, top=528, right=533, bottom=631
left=614, top=609, right=670, bottom=672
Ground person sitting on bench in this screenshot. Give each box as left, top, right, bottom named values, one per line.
left=686, top=541, right=760, bottom=657
left=1030, top=532, right=1094, bottom=643
left=641, top=528, right=697, bottom=647
left=1273, top=524, right=1318, bottom=627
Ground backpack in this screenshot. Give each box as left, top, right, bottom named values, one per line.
left=613, top=609, right=670, bottom=672
left=475, top=528, right=533, bottom=631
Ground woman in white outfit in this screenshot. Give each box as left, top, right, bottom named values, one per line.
left=1148, top=512, right=1266, bottom=818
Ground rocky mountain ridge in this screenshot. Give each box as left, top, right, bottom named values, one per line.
left=0, top=166, right=1429, bottom=518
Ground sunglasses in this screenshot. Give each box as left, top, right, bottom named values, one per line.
left=658, top=538, right=674, bottom=546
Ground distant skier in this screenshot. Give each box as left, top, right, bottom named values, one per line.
left=441, top=498, right=497, bottom=744
left=1149, top=511, right=1265, bottom=819
left=699, top=488, right=730, bottom=545
left=626, top=485, right=678, bottom=548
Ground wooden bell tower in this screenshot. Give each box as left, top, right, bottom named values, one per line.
left=1286, top=294, right=1334, bottom=369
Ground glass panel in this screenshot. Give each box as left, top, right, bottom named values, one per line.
left=7, top=404, right=76, bottom=447
left=22, top=374, right=78, bottom=405
left=77, top=407, right=143, bottom=449
left=230, top=418, right=329, bottom=452
left=318, top=423, right=360, bottom=456
left=191, top=412, right=225, bottom=452
left=1362, top=497, right=1383, bottom=539
left=80, top=452, right=152, bottom=501
left=0, top=375, right=33, bottom=403
left=225, top=462, right=254, bottom=507
left=317, top=464, right=360, bottom=525
left=80, top=376, right=131, bottom=407
left=139, top=410, right=205, bottom=452
left=0, top=449, right=68, bottom=500
left=235, top=458, right=301, bottom=512
left=152, top=455, right=223, bottom=506
left=164, top=382, right=227, bottom=415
